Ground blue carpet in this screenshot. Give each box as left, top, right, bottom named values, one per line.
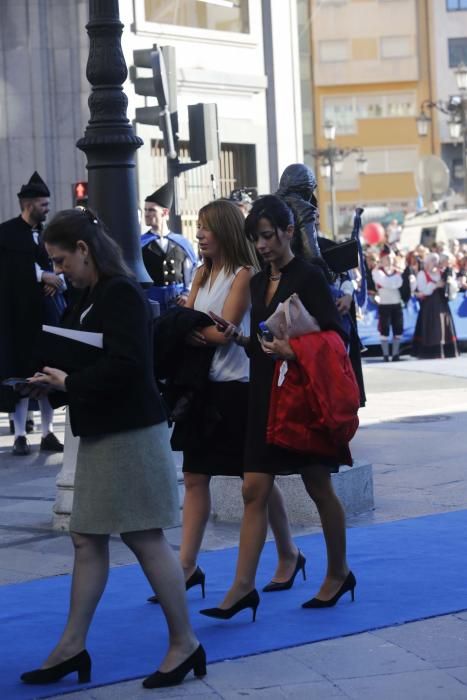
left=1, top=510, right=467, bottom=700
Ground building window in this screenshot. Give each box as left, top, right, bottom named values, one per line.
left=319, top=40, right=349, bottom=63
left=448, top=38, right=467, bottom=67
left=380, top=36, right=413, bottom=59
left=144, top=0, right=250, bottom=34
left=365, top=148, right=418, bottom=174
left=149, top=139, right=256, bottom=244
left=446, top=0, right=467, bottom=11
left=323, top=92, right=416, bottom=134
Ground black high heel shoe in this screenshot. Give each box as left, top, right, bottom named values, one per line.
left=142, top=643, right=206, bottom=689
left=302, top=571, right=356, bottom=609
left=148, top=565, right=206, bottom=604
left=263, top=550, right=307, bottom=592
left=199, top=589, right=260, bottom=622
left=20, top=649, right=91, bottom=685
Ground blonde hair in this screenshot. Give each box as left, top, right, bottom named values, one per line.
left=198, top=199, right=259, bottom=286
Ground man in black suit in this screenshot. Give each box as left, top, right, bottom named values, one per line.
left=0, top=172, right=64, bottom=455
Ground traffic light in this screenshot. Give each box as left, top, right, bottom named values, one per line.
left=131, top=44, right=177, bottom=124
left=188, top=103, right=220, bottom=164
left=72, top=181, right=88, bottom=206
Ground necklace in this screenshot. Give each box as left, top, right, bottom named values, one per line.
left=269, top=272, right=282, bottom=282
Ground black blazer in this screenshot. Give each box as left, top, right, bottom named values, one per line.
left=52, top=275, right=166, bottom=437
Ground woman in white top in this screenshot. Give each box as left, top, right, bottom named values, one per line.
left=156, top=200, right=305, bottom=603
left=413, top=252, right=459, bottom=359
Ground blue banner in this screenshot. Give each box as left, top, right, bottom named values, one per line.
left=357, top=292, right=467, bottom=345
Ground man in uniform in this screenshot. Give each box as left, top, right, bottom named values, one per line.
left=0, top=172, right=64, bottom=455
left=141, top=182, right=197, bottom=313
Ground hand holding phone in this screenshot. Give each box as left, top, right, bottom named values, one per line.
left=208, top=310, right=231, bottom=331
left=258, top=321, right=274, bottom=342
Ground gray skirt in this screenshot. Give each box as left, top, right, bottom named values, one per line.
left=70, top=422, right=180, bottom=535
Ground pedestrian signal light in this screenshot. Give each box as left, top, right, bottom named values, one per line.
left=72, top=181, right=88, bottom=206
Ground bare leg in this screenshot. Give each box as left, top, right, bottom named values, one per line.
left=302, top=466, right=349, bottom=600
left=218, top=473, right=274, bottom=608
left=179, top=472, right=211, bottom=579
left=122, top=529, right=198, bottom=672
left=267, top=482, right=299, bottom=581
left=43, top=532, right=110, bottom=667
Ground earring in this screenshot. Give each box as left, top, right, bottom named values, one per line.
left=84, top=258, right=89, bottom=266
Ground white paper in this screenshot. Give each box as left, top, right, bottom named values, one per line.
left=42, top=324, right=103, bottom=349
left=278, top=361, right=288, bottom=387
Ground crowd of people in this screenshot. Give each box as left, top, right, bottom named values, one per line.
left=0, top=163, right=461, bottom=691
left=363, top=239, right=461, bottom=360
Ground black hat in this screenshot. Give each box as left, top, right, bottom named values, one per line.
left=145, top=181, right=173, bottom=209
left=17, top=171, right=50, bottom=199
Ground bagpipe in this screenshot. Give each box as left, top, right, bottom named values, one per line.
left=320, top=207, right=366, bottom=308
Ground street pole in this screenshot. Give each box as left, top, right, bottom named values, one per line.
left=76, top=0, right=151, bottom=283
left=462, top=93, right=467, bottom=205
left=329, top=156, right=338, bottom=240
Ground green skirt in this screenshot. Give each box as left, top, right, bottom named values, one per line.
left=70, top=422, right=180, bottom=535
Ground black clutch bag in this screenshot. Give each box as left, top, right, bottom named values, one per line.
left=322, top=239, right=359, bottom=274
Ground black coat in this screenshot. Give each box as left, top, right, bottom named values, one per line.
left=49, top=275, right=167, bottom=437
left=0, top=216, right=52, bottom=410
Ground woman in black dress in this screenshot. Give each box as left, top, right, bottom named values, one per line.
left=200, top=195, right=356, bottom=620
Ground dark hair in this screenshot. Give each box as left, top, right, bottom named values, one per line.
left=245, top=194, right=313, bottom=261
left=244, top=195, right=294, bottom=242
left=43, top=208, right=133, bottom=279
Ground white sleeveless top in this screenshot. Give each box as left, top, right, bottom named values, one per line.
left=194, top=266, right=250, bottom=382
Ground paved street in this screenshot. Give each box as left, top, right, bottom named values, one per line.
left=1, top=356, right=467, bottom=699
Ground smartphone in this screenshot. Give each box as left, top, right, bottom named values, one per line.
left=258, top=322, right=274, bottom=342
left=208, top=310, right=230, bottom=331
left=2, top=377, right=30, bottom=389
left=2, top=377, right=49, bottom=389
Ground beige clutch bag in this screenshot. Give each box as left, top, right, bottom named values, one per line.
left=265, top=293, right=320, bottom=339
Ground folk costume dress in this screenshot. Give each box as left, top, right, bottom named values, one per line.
left=412, top=270, right=459, bottom=359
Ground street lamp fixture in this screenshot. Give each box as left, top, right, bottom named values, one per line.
left=320, top=159, right=332, bottom=178
left=416, top=110, right=431, bottom=138
left=415, top=62, right=467, bottom=203
left=455, top=62, right=467, bottom=92
left=448, top=118, right=462, bottom=141
left=323, top=120, right=336, bottom=141
left=356, top=152, right=368, bottom=175
left=334, top=153, right=344, bottom=174
left=312, top=120, right=367, bottom=238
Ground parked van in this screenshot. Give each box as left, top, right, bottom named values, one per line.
left=399, top=209, right=467, bottom=251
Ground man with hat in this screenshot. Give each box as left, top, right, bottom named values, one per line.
left=0, top=172, right=64, bottom=455
left=141, top=181, right=197, bottom=313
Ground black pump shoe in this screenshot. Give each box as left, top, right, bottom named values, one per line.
left=263, top=550, right=307, bottom=592
left=148, top=565, right=206, bottom=604
left=20, top=649, right=91, bottom=685
left=200, top=589, right=260, bottom=622
left=302, top=571, right=356, bottom=609
left=142, top=644, right=206, bottom=689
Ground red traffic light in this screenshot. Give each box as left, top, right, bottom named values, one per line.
left=72, top=181, right=88, bottom=204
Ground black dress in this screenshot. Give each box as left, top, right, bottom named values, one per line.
left=244, top=257, right=347, bottom=474
left=412, top=288, right=459, bottom=359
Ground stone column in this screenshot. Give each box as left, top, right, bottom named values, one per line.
left=52, top=409, right=79, bottom=531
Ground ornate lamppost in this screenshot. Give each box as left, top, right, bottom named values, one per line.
left=313, top=120, right=368, bottom=239
left=53, top=0, right=152, bottom=530
left=415, top=62, right=467, bottom=205
left=77, top=0, right=151, bottom=283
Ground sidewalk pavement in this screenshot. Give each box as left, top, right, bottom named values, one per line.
left=1, top=356, right=467, bottom=699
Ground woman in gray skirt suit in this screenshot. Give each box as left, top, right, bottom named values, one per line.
left=21, top=208, right=205, bottom=690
